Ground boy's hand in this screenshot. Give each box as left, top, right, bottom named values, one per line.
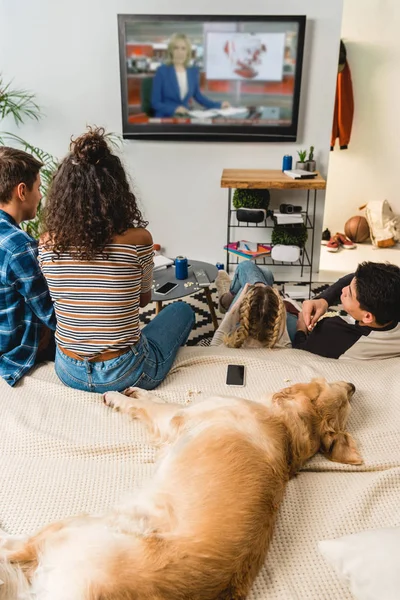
left=296, top=311, right=309, bottom=334
left=302, top=298, right=328, bottom=330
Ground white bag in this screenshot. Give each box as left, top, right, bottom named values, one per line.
left=360, top=200, right=400, bottom=248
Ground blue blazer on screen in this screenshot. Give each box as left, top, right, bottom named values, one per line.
left=151, top=64, right=221, bottom=118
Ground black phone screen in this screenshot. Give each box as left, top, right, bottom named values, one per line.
left=156, top=282, right=178, bottom=295
left=226, top=364, right=245, bottom=386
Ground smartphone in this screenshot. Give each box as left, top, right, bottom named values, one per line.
left=226, top=364, right=245, bottom=387
left=155, top=281, right=179, bottom=296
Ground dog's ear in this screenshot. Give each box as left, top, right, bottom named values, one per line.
left=280, top=378, right=326, bottom=401
left=320, top=422, right=362, bottom=465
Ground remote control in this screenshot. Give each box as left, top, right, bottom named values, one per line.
left=194, top=268, right=210, bottom=287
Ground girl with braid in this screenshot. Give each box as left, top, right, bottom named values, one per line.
left=212, top=261, right=297, bottom=348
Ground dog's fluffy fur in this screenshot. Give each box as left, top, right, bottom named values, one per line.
left=0, top=378, right=361, bottom=600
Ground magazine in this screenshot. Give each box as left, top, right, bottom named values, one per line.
left=224, top=241, right=271, bottom=259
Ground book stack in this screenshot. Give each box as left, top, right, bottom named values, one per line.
left=284, top=169, right=317, bottom=180
left=224, top=241, right=271, bottom=260
left=273, top=210, right=304, bottom=226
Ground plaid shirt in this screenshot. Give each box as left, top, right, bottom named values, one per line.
left=0, top=210, right=56, bottom=386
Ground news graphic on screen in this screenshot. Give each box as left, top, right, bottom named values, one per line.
left=118, top=15, right=306, bottom=142
left=206, top=32, right=285, bottom=82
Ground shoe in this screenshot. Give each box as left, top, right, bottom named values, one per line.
left=335, top=232, right=356, bottom=249
left=321, top=228, right=331, bottom=245
left=215, top=270, right=232, bottom=314
left=326, top=235, right=340, bottom=252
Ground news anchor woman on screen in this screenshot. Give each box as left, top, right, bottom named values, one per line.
left=151, top=33, right=230, bottom=118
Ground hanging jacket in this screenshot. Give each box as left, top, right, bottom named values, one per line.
left=331, top=41, right=354, bottom=150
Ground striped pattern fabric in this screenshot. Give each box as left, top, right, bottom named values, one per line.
left=39, top=244, right=154, bottom=356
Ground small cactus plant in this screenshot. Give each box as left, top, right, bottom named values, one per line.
left=308, top=146, right=314, bottom=161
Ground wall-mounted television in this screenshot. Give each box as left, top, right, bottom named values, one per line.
left=118, top=14, right=306, bottom=142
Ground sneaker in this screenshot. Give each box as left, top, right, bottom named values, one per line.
left=335, top=232, right=356, bottom=249
left=326, top=235, right=340, bottom=252
left=215, top=270, right=232, bottom=314
left=321, top=228, right=331, bottom=245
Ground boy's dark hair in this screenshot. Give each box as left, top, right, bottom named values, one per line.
left=44, top=126, right=148, bottom=260
left=0, top=147, right=43, bottom=204
left=355, top=261, right=400, bottom=325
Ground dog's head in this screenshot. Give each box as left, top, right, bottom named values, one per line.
left=273, top=378, right=362, bottom=466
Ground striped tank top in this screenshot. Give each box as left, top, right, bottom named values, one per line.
left=39, top=243, right=154, bottom=356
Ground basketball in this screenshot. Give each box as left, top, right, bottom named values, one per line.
left=344, top=216, right=370, bottom=243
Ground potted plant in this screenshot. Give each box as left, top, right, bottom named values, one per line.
left=305, top=146, right=316, bottom=172
left=295, top=149, right=307, bottom=170
left=271, top=223, right=308, bottom=248
left=232, top=188, right=270, bottom=223
left=0, top=74, right=58, bottom=238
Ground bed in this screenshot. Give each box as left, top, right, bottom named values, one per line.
left=1, top=347, right=399, bottom=599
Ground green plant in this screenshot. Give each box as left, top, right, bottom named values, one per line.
left=0, top=78, right=41, bottom=125
left=297, top=149, right=307, bottom=163
left=272, top=224, right=308, bottom=248
left=0, top=74, right=58, bottom=237
left=308, top=145, right=315, bottom=161
left=0, top=76, right=122, bottom=238
left=232, top=188, right=270, bottom=210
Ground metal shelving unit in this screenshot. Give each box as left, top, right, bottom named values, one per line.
left=221, top=169, right=327, bottom=296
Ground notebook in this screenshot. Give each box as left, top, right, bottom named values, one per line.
left=153, top=255, right=174, bottom=271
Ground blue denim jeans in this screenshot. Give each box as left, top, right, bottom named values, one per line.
left=55, top=301, right=195, bottom=393
left=229, top=261, right=298, bottom=343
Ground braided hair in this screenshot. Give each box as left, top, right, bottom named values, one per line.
left=224, top=285, right=285, bottom=348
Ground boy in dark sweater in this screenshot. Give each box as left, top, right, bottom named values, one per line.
left=296, top=262, right=400, bottom=359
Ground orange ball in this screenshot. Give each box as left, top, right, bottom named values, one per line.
left=344, top=216, right=370, bottom=243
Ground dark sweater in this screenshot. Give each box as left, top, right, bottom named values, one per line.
left=293, top=274, right=400, bottom=360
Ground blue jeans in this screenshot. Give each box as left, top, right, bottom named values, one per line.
left=55, top=302, right=195, bottom=393
left=229, top=261, right=298, bottom=343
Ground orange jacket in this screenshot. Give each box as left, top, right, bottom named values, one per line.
left=331, top=61, right=354, bottom=150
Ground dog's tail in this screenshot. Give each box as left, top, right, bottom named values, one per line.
left=0, top=561, right=32, bottom=600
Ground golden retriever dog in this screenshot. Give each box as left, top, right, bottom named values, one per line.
left=0, top=378, right=361, bottom=600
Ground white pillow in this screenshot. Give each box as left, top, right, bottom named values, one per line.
left=319, top=527, right=400, bottom=600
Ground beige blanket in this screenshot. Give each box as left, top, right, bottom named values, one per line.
left=1, top=347, right=399, bottom=599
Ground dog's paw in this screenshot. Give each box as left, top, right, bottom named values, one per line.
left=123, top=387, right=148, bottom=399
left=103, top=391, right=132, bottom=412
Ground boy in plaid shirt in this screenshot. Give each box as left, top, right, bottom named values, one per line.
left=0, top=147, right=56, bottom=386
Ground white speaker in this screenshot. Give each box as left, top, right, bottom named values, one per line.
left=271, top=244, right=301, bottom=263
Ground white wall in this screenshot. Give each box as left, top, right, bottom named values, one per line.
left=0, top=0, right=343, bottom=271
left=323, top=0, right=400, bottom=234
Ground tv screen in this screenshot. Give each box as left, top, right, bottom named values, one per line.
left=118, top=15, right=306, bottom=142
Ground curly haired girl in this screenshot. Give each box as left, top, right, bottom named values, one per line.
left=40, top=127, right=194, bottom=393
